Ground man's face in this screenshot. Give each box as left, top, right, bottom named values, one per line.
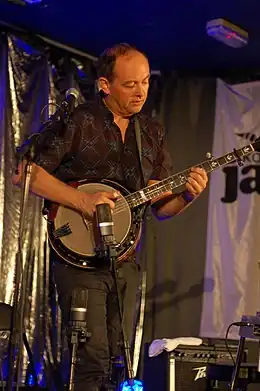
left=101, top=51, right=150, bottom=116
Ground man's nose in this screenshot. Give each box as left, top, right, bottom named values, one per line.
left=135, top=84, right=146, bottom=96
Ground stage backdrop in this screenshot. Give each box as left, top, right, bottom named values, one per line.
left=0, top=33, right=64, bottom=387
left=142, top=76, right=216, bottom=342
left=200, top=79, right=260, bottom=339
left=2, top=31, right=260, bottom=385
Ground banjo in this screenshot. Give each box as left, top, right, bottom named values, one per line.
left=46, top=141, right=259, bottom=269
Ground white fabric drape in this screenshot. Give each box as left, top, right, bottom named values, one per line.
left=201, top=79, right=260, bottom=338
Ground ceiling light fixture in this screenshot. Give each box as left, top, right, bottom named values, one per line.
left=206, top=18, right=248, bottom=48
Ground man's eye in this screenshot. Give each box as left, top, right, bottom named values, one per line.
left=124, top=83, right=135, bottom=88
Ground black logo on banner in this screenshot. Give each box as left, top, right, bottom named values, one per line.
left=222, top=132, right=260, bottom=203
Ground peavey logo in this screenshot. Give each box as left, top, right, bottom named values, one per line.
left=192, top=366, right=207, bottom=381
left=222, top=132, right=260, bottom=203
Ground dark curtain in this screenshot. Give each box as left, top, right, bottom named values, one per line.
left=0, top=33, right=85, bottom=387
left=1, top=31, right=219, bottom=385
left=142, top=76, right=217, bottom=343
left=0, top=33, right=51, bottom=384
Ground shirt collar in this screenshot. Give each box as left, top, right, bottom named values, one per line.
left=95, top=93, right=139, bottom=125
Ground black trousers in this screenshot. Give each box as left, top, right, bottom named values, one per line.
left=52, top=259, right=140, bottom=391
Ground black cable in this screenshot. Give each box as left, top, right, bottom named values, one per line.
left=225, top=324, right=236, bottom=365
left=225, top=322, right=252, bottom=365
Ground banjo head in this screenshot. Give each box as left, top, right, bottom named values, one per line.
left=48, top=180, right=134, bottom=268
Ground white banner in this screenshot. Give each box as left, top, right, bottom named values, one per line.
left=200, top=79, right=260, bottom=338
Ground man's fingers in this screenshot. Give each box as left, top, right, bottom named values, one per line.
left=190, top=167, right=208, bottom=182
left=104, top=198, right=116, bottom=209
left=103, top=191, right=120, bottom=199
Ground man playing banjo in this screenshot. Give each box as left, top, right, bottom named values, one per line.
left=13, top=43, right=208, bottom=391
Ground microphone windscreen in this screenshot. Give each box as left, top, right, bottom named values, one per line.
left=71, top=287, right=88, bottom=310
left=96, top=203, right=112, bottom=224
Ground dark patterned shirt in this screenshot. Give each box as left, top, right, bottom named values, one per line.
left=36, top=95, right=173, bottom=191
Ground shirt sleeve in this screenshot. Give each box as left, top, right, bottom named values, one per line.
left=34, top=111, right=79, bottom=174
left=150, top=123, right=173, bottom=181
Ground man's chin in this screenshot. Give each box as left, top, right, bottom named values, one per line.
left=130, top=104, right=144, bottom=114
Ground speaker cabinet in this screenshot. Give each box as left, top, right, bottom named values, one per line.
left=143, top=340, right=247, bottom=391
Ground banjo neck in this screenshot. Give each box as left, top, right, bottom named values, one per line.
left=123, top=142, right=256, bottom=209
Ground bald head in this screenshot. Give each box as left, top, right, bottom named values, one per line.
left=98, top=48, right=150, bottom=116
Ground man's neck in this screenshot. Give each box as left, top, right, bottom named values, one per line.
left=103, top=96, right=130, bottom=120
left=102, top=97, right=130, bottom=136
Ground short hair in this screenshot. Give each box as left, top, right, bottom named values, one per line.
left=95, top=43, right=147, bottom=81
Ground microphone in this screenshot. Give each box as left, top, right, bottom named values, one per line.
left=64, top=88, right=80, bottom=118
left=96, top=203, right=115, bottom=245
left=69, top=287, right=88, bottom=331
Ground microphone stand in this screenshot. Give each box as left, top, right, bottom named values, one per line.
left=68, top=319, right=91, bottom=391
left=110, top=246, right=135, bottom=387
left=229, top=336, right=245, bottom=391
left=230, top=261, right=260, bottom=391
left=7, top=104, right=68, bottom=391
left=95, top=217, right=135, bottom=387
left=67, top=287, right=91, bottom=391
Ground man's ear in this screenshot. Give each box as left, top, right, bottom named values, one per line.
left=98, top=77, right=110, bottom=95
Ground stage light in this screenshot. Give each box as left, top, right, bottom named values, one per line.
left=24, top=0, right=42, bottom=2
left=28, top=374, right=34, bottom=386
left=8, top=0, right=44, bottom=4
left=120, top=379, right=144, bottom=391
left=206, top=18, right=248, bottom=48
left=24, top=0, right=43, bottom=3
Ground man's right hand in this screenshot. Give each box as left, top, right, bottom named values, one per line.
left=12, top=162, right=120, bottom=218
left=78, top=191, right=120, bottom=218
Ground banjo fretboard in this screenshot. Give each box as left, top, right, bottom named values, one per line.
left=124, top=143, right=255, bottom=209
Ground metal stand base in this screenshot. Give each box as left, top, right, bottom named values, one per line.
left=229, top=336, right=245, bottom=391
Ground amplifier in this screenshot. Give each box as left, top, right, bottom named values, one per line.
left=142, top=340, right=247, bottom=391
